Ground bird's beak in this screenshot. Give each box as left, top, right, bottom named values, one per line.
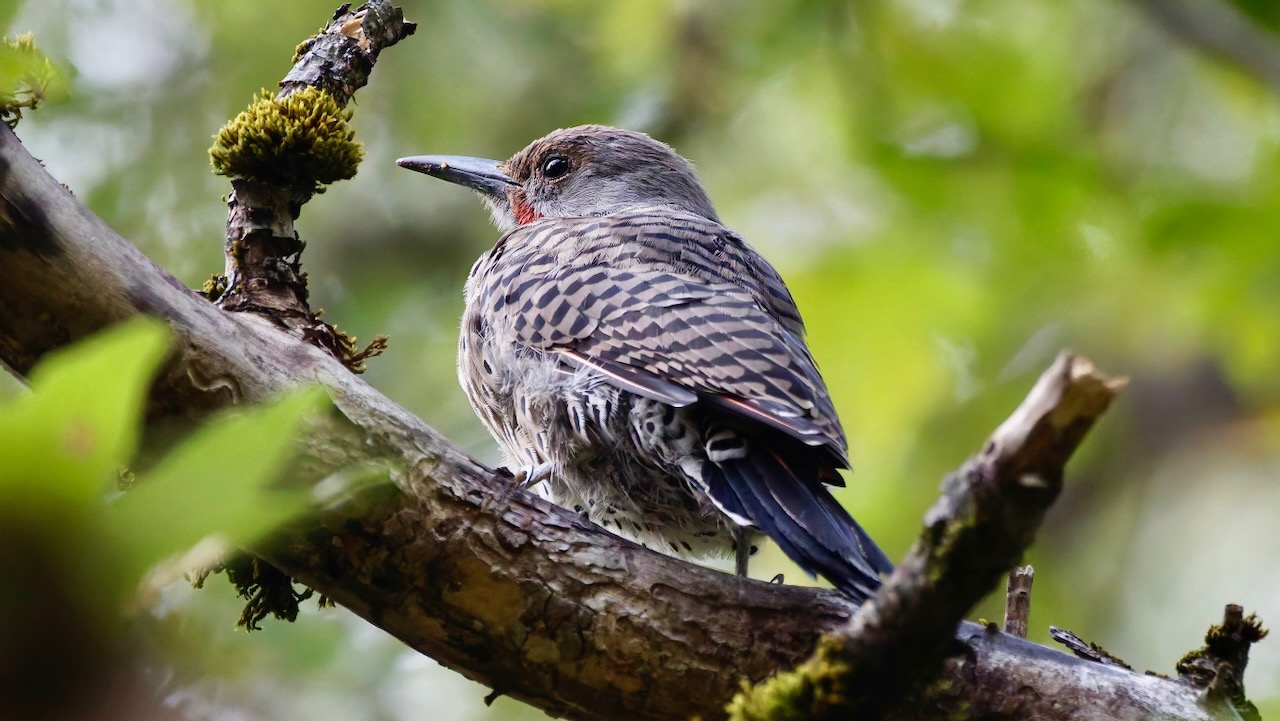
left=395, top=155, right=515, bottom=200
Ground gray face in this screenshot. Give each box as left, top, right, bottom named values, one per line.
left=397, top=125, right=720, bottom=231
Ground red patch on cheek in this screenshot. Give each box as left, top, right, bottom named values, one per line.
left=512, top=194, right=542, bottom=225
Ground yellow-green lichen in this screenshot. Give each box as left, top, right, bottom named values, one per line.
left=0, top=33, right=68, bottom=128
left=201, top=273, right=229, bottom=301
left=292, top=37, right=316, bottom=65
left=920, top=672, right=972, bottom=721
left=730, top=635, right=977, bottom=721
left=334, top=328, right=388, bottom=374
left=209, top=87, right=363, bottom=192
left=728, top=637, right=851, bottom=721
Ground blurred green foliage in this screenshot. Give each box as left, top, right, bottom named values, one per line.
left=0, top=31, right=67, bottom=125
left=1231, top=0, right=1280, bottom=32
left=6, top=0, right=1280, bottom=719
left=0, top=320, right=324, bottom=718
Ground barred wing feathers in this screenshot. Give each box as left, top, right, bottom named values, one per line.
left=479, top=208, right=849, bottom=467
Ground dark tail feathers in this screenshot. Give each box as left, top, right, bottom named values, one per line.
left=703, top=446, right=892, bottom=602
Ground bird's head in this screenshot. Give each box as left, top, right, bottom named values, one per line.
left=397, top=125, right=719, bottom=232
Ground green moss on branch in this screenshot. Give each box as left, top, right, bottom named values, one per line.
left=209, top=87, right=363, bottom=193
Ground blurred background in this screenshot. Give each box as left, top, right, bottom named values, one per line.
left=5, top=0, right=1280, bottom=718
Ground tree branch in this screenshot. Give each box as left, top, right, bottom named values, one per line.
left=1134, top=0, right=1280, bottom=96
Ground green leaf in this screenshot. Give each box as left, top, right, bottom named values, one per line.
left=0, top=318, right=170, bottom=503
left=108, top=388, right=328, bottom=579
left=0, top=33, right=69, bottom=122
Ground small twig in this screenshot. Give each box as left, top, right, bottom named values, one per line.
left=1003, top=565, right=1034, bottom=639
left=283, top=1, right=417, bottom=105
left=1049, top=627, right=1133, bottom=670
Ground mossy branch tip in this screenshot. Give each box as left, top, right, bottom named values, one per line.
left=209, top=87, right=363, bottom=192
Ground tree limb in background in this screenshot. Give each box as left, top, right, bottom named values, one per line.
left=0, top=2, right=1266, bottom=720
left=1134, top=0, right=1280, bottom=96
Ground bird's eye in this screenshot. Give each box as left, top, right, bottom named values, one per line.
left=542, top=155, right=571, bottom=179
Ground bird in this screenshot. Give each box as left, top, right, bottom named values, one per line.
left=396, top=125, right=892, bottom=602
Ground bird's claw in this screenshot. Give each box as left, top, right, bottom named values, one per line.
left=770, top=573, right=785, bottom=585
left=499, top=463, right=554, bottom=490
left=513, top=463, right=554, bottom=488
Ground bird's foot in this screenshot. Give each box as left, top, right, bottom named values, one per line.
left=770, top=573, right=785, bottom=585
left=495, top=463, right=554, bottom=504
left=510, top=463, right=554, bottom=488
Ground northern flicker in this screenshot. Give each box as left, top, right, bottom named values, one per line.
left=397, top=125, right=892, bottom=601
